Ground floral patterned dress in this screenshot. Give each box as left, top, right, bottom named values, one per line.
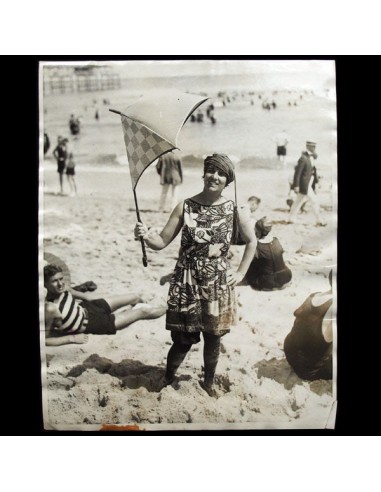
left=166, top=198, right=237, bottom=335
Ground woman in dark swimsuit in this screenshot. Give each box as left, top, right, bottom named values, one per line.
left=284, top=271, right=333, bottom=380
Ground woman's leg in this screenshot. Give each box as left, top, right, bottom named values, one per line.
left=165, top=341, right=192, bottom=383
left=202, top=332, right=221, bottom=390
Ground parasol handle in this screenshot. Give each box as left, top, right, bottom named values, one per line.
left=133, top=188, right=148, bottom=267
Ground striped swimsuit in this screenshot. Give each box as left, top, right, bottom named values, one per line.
left=54, top=291, right=88, bottom=333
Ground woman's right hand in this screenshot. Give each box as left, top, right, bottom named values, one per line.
left=134, top=221, right=149, bottom=240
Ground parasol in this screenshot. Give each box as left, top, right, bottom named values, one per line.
left=110, top=91, right=208, bottom=266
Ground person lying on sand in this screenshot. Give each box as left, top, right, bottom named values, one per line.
left=44, top=264, right=166, bottom=346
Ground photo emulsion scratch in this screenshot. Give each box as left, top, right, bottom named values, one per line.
left=39, top=59, right=337, bottom=430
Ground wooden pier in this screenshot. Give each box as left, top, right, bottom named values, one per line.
left=43, top=65, right=121, bottom=95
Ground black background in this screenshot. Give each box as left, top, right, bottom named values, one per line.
left=5, top=56, right=371, bottom=436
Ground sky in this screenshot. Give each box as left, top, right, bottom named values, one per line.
left=114, top=60, right=335, bottom=79
left=44, top=59, right=335, bottom=79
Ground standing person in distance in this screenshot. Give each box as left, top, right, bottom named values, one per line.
left=66, top=152, right=77, bottom=197
left=53, top=136, right=68, bottom=195
left=274, top=129, right=289, bottom=167
left=288, top=141, right=326, bottom=226
left=156, top=150, right=183, bottom=212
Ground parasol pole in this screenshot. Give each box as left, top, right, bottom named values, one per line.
left=109, top=108, right=148, bottom=267
left=133, top=187, right=148, bottom=267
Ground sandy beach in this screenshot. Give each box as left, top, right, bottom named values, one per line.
left=40, top=61, right=337, bottom=430
left=41, top=155, right=336, bottom=430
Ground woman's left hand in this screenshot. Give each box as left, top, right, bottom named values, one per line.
left=227, top=271, right=244, bottom=286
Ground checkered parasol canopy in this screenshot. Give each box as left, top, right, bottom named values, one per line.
left=119, top=91, right=208, bottom=189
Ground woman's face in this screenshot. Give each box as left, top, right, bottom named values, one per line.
left=203, top=165, right=228, bottom=192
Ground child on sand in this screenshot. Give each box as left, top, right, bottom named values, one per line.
left=66, top=152, right=77, bottom=196
left=44, top=264, right=166, bottom=346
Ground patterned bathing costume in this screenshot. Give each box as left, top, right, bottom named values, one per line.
left=166, top=198, right=237, bottom=335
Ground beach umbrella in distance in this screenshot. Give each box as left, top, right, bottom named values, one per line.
left=110, top=91, right=208, bottom=266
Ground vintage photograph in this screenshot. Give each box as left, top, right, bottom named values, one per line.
left=39, top=59, right=337, bottom=430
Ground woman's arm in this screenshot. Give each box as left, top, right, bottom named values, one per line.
left=236, top=216, right=257, bottom=276
left=227, top=212, right=257, bottom=286
left=135, top=201, right=184, bottom=250
left=322, top=305, right=333, bottom=343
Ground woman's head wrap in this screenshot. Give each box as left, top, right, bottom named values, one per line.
left=255, top=216, right=273, bottom=238
left=203, top=153, right=239, bottom=243
left=203, top=153, right=235, bottom=185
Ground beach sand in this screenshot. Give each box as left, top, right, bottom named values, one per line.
left=41, top=155, right=336, bottom=430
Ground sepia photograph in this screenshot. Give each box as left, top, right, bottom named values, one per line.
left=39, top=59, right=337, bottom=431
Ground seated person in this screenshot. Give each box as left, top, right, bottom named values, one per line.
left=44, top=264, right=166, bottom=346
left=283, top=270, right=333, bottom=380
left=243, top=217, right=292, bottom=290
left=235, top=195, right=261, bottom=245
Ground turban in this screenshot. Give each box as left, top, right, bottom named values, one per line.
left=203, top=153, right=235, bottom=185
left=255, top=217, right=273, bottom=238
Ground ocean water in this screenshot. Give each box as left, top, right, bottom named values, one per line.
left=42, top=72, right=336, bottom=170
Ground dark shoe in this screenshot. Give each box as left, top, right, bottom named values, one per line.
left=160, top=372, right=175, bottom=386
left=199, top=380, right=219, bottom=398
left=158, top=375, right=177, bottom=391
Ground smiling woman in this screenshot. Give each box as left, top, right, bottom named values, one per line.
left=134, top=153, right=257, bottom=397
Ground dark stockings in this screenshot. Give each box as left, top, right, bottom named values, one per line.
left=165, top=332, right=222, bottom=388
left=165, top=342, right=192, bottom=383
left=203, top=332, right=221, bottom=387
